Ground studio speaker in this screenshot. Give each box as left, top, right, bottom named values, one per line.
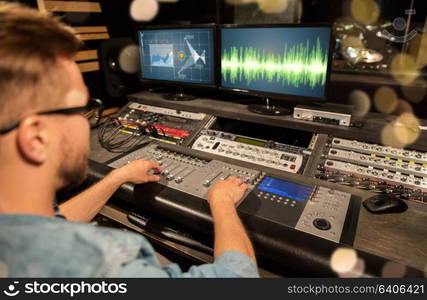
left=100, top=37, right=141, bottom=98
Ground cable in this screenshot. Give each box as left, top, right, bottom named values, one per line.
left=97, top=117, right=152, bottom=153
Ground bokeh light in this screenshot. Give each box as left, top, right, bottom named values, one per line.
left=338, top=258, right=365, bottom=278
left=348, top=89, right=371, bottom=117
left=257, top=0, right=290, bottom=14
left=330, top=248, right=358, bottom=274
left=394, top=99, right=414, bottom=115
left=118, top=44, right=141, bottom=74
left=350, top=0, right=380, bottom=25
left=414, top=33, right=427, bottom=69
left=374, top=86, right=398, bottom=114
left=130, top=0, right=159, bottom=22
left=225, top=0, right=257, bottom=5
left=381, top=261, right=407, bottom=278
left=393, top=113, right=421, bottom=145
left=381, top=123, right=405, bottom=149
left=390, top=53, right=420, bottom=85
left=381, top=112, right=421, bottom=148
left=401, top=84, right=426, bottom=104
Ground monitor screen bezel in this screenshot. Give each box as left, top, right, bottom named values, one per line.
left=218, top=23, right=333, bottom=105
left=136, top=24, right=218, bottom=90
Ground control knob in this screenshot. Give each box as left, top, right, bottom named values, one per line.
left=313, top=218, right=331, bottom=231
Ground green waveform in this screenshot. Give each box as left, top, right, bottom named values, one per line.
left=222, top=38, right=328, bottom=89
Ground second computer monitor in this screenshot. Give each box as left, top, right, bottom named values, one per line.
left=220, top=25, right=332, bottom=102
left=138, top=26, right=216, bottom=88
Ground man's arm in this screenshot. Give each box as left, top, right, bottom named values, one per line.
left=207, top=177, right=257, bottom=264
left=60, top=160, right=162, bottom=222
left=118, top=176, right=258, bottom=278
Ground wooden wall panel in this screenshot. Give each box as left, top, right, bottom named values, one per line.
left=74, top=50, right=98, bottom=62
left=44, top=1, right=102, bottom=13
left=37, top=0, right=108, bottom=73
left=77, top=61, right=100, bottom=73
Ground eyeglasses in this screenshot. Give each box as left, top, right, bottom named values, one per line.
left=0, top=98, right=103, bottom=135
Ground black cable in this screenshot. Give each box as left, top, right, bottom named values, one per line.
left=97, top=117, right=152, bottom=153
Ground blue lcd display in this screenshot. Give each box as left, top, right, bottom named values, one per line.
left=138, top=28, right=215, bottom=85
left=257, top=176, right=313, bottom=201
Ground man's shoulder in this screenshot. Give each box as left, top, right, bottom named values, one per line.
left=0, top=214, right=154, bottom=277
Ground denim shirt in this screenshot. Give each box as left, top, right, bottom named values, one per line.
left=0, top=214, right=259, bottom=278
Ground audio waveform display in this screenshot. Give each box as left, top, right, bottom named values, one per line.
left=221, top=27, right=331, bottom=100
left=222, top=38, right=328, bottom=89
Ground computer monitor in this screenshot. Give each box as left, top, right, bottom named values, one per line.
left=137, top=25, right=216, bottom=100
left=220, top=24, right=332, bottom=115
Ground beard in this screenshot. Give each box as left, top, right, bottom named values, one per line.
left=58, top=136, right=90, bottom=190
left=60, top=152, right=89, bottom=190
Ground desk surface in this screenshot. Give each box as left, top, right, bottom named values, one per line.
left=90, top=93, right=427, bottom=273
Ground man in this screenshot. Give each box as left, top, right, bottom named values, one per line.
left=0, top=2, right=258, bottom=277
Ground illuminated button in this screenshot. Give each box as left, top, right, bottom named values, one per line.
left=290, top=165, right=296, bottom=170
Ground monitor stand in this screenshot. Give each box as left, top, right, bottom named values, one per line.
left=248, top=98, right=291, bottom=116
left=163, top=88, right=196, bottom=101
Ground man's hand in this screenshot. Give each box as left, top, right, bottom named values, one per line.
left=112, top=159, right=163, bottom=185
left=208, top=176, right=248, bottom=206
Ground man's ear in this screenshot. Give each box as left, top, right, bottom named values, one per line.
left=16, top=116, right=48, bottom=164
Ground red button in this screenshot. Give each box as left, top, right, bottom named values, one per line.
left=290, top=164, right=296, bottom=169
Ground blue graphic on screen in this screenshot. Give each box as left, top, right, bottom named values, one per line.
left=138, top=28, right=215, bottom=85
left=257, top=177, right=313, bottom=201
left=150, top=44, right=174, bottom=67
left=221, top=27, right=331, bottom=99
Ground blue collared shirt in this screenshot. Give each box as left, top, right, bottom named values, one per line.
left=0, top=214, right=259, bottom=278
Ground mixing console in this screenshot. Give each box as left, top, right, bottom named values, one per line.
left=113, top=102, right=214, bottom=145
left=191, top=129, right=309, bottom=173
left=317, top=137, right=427, bottom=203
left=109, top=143, right=357, bottom=243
